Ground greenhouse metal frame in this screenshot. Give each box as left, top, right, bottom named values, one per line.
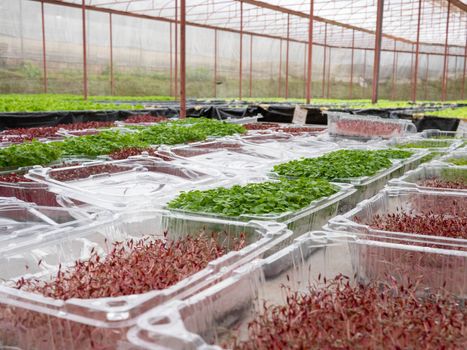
left=0, top=0, right=466, bottom=117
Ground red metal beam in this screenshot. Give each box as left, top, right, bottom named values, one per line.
left=279, top=39, right=282, bottom=97
left=175, top=0, right=178, bottom=99
left=371, top=0, right=385, bottom=104
left=109, top=13, right=114, bottom=96
left=462, top=38, right=467, bottom=100
left=326, top=47, right=332, bottom=98
left=285, top=14, right=290, bottom=99
left=305, top=0, right=314, bottom=103
left=424, top=54, right=429, bottom=100
left=411, top=0, right=423, bottom=102
left=214, top=29, right=218, bottom=98
left=239, top=0, right=243, bottom=100
left=82, top=0, right=88, bottom=99
left=41, top=1, right=47, bottom=93
left=249, top=34, right=253, bottom=98
left=303, top=43, right=307, bottom=99
left=441, top=1, right=451, bottom=101
left=349, top=29, right=355, bottom=99
left=180, top=0, right=186, bottom=118
left=391, top=40, right=397, bottom=100
left=321, top=23, right=327, bottom=98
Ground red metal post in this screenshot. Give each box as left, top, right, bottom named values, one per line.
left=391, top=40, right=397, bottom=100
left=303, top=43, right=307, bottom=98
left=180, top=0, right=186, bottom=118
left=81, top=0, right=88, bottom=99
left=424, top=54, right=429, bottom=100
left=321, top=23, right=327, bottom=98
left=462, top=38, right=467, bottom=100
left=239, top=0, right=243, bottom=100
left=441, top=1, right=451, bottom=101
left=411, top=0, right=422, bottom=102
left=41, top=1, right=47, bottom=93
left=285, top=14, right=290, bottom=99
left=349, top=29, right=355, bottom=99
left=371, top=0, right=385, bottom=104
left=214, top=29, right=217, bottom=98
left=326, top=47, right=331, bottom=98
left=305, top=0, right=314, bottom=103
left=278, top=39, right=282, bottom=97
left=175, top=0, right=178, bottom=99
left=249, top=34, right=253, bottom=97
left=109, top=13, right=114, bottom=96
left=170, top=22, right=173, bottom=97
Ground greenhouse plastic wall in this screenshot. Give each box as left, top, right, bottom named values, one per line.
left=0, top=0, right=465, bottom=101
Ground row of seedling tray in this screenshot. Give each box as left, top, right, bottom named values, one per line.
left=127, top=148, right=467, bottom=350
left=0, top=118, right=465, bottom=349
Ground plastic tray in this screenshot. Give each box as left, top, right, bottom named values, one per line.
left=157, top=138, right=294, bottom=175
left=388, top=137, right=463, bottom=152
left=326, top=112, right=417, bottom=140
left=168, top=181, right=356, bottom=236
left=239, top=133, right=339, bottom=158
left=420, top=129, right=467, bottom=140
left=0, top=209, right=292, bottom=350
left=327, top=187, right=466, bottom=294
left=127, top=230, right=465, bottom=349
left=389, top=164, right=467, bottom=193
left=437, top=150, right=467, bottom=167
left=25, top=155, right=228, bottom=211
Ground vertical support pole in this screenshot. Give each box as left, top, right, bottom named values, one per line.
left=278, top=39, right=282, bottom=97
left=363, top=50, right=367, bottom=82
left=306, top=0, right=314, bottom=103
left=41, top=1, right=47, bottom=93
left=410, top=44, right=415, bottom=98
left=170, top=22, right=173, bottom=97
left=424, top=54, right=429, bottom=100
left=239, top=0, right=243, bottom=100
left=285, top=14, right=290, bottom=99
left=249, top=34, right=253, bottom=98
left=349, top=29, right=355, bottom=99
left=441, top=1, right=450, bottom=101
left=462, top=38, right=467, bottom=100
left=175, top=0, right=178, bottom=99
left=109, top=13, right=114, bottom=96
left=371, top=0, right=384, bottom=104
left=321, top=23, right=327, bottom=98
left=391, top=40, right=397, bottom=100
left=214, top=29, right=217, bottom=98
left=180, top=0, right=186, bottom=118
left=81, top=0, right=88, bottom=99
left=326, top=47, right=331, bottom=98
left=303, top=43, right=307, bottom=98
left=411, top=0, right=422, bottom=102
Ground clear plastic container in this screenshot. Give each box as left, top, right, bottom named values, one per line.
left=420, top=129, right=467, bottom=140
left=168, top=182, right=356, bottom=236
left=0, top=209, right=292, bottom=350
left=388, top=137, right=463, bottom=152
left=389, top=164, right=467, bottom=193
left=157, top=138, right=295, bottom=175
left=326, top=112, right=417, bottom=140
left=437, top=150, right=467, bottom=167
left=25, top=155, right=228, bottom=211
left=239, top=133, right=339, bottom=158
left=327, top=187, right=466, bottom=295
left=127, top=230, right=466, bottom=350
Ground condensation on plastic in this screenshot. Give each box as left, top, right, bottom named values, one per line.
left=25, top=155, right=229, bottom=211
left=127, top=230, right=465, bottom=350
left=326, top=112, right=417, bottom=139
left=388, top=136, right=463, bottom=152
left=388, top=163, right=467, bottom=193
left=420, top=129, right=467, bottom=140
left=0, top=208, right=292, bottom=350
left=437, top=150, right=467, bottom=167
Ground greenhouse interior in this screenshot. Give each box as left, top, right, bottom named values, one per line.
left=0, top=0, right=466, bottom=349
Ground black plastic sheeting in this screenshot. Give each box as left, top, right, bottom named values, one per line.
left=0, top=103, right=461, bottom=132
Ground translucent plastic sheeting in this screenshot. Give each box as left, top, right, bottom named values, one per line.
left=0, top=0, right=44, bottom=93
